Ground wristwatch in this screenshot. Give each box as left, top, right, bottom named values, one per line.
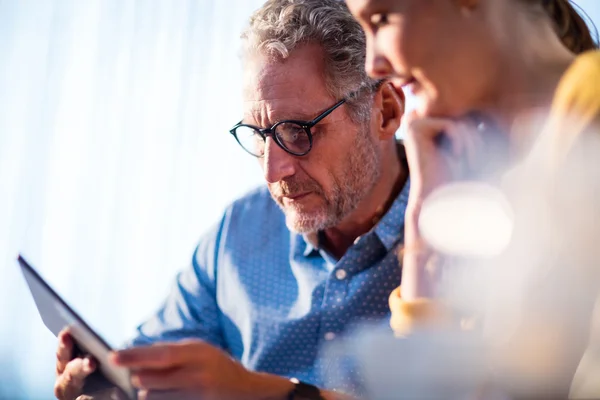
left=287, top=377, right=325, bottom=400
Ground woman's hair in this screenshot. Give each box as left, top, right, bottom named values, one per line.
left=522, top=0, right=599, bottom=54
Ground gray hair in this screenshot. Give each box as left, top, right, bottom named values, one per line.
left=241, top=0, right=379, bottom=123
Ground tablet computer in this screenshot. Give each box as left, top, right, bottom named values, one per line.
left=17, top=254, right=137, bottom=399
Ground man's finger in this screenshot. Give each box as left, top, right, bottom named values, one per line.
left=131, top=366, right=200, bottom=391
left=138, top=389, right=197, bottom=400
left=111, top=347, right=176, bottom=369
left=54, top=358, right=95, bottom=400
left=111, top=341, right=206, bottom=369
left=56, top=331, right=74, bottom=375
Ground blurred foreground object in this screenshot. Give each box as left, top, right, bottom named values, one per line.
left=418, top=182, right=514, bottom=259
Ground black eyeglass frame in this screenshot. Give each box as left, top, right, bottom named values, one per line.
left=229, top=98, right=347, bottom=157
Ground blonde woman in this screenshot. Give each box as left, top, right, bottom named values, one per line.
left=347, top=0, right=599, bottom=397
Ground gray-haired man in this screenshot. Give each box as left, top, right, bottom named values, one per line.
left=54, top=0, right=408, bottom=399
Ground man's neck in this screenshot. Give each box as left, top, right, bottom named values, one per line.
left=321, top=144, right=407, bottom=260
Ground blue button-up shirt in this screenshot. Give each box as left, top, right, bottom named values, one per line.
left=133, top=181, right=409, bottom=387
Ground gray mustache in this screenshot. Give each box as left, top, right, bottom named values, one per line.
left=271, top=178, right=322, bottom=198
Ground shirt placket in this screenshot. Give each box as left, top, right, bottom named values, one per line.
left=318, top=233, right=381, bottom=343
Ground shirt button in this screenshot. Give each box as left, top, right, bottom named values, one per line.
left=353, top=236, right=362, bottom=245
left=324, top=332, right=336, bottom=341
left=335, top=269, right=347, bottom=280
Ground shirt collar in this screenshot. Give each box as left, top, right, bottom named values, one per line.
left=373, top=177, right=410, bottom=251
left=302, top=231, right=321, bottom=257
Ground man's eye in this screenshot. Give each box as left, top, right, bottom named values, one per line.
left=370, top=13, right=389, bottom=28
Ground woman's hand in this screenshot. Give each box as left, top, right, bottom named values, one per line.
left=401, top=112, right=488, bottom=300
left=404, top=112, right=486, bottom=204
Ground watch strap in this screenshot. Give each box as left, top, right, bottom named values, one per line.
left=288, top=377, right=324, bottom=400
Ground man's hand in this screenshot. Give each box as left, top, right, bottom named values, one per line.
left=110, top=340, right=294, bottom=400
left=54, top=329, right=96, bottom=400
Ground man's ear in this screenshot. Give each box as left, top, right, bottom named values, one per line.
left=373, top=81, right=405, bottom=140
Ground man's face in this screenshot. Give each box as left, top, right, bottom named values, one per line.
left=242, top=44, right=382, bottom=233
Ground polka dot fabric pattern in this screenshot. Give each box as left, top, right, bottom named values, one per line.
left=134, top=181, right=410, bottom=388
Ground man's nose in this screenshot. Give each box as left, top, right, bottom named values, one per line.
left=261, top=137, right=296, bottom=184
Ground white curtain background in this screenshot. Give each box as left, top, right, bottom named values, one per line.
left=0, top=0, right=266, bottom=397
left=0, top=1, right=598, bottom=399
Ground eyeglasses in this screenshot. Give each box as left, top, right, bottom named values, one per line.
left=229, top=98, right=347, bottom=158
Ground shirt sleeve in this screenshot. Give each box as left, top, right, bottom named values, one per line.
left=129, top=216, right=227, bottom=350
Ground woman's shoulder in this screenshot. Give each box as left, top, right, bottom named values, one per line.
left=554, top=50, right=600, bottom=114
left=569, top=50, right=600, bottom=72
left=562, top=50, right=600, bottom=84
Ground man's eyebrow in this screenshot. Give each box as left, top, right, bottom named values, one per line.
left=243, top=108, right=326, bottom=127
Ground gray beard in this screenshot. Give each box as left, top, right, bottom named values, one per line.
left=275, top=128, right=382, bottom=234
